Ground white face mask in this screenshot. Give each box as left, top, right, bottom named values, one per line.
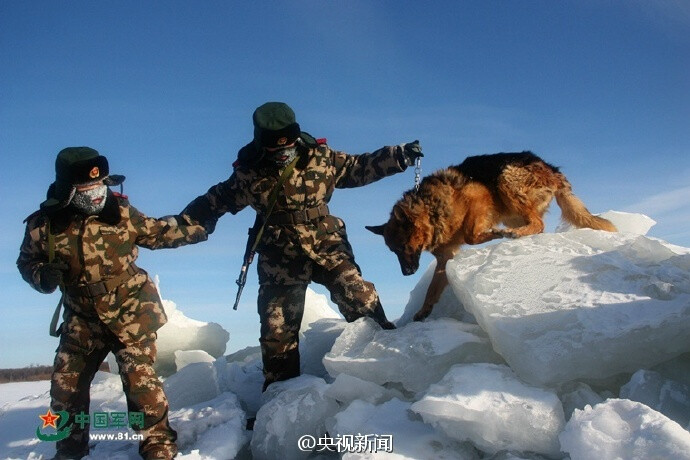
left=71, top=184, right=108, bottom=215
left=268, top=146, right=298, bottom=167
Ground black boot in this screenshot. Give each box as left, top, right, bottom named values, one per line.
left=52, top=447, right=89, bottom=460
left=262, top=347, right=301, bottom=392
left=370, top=302, right=396, bottom=329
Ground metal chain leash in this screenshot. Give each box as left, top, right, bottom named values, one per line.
left=414, top=155, right=422, bottom=192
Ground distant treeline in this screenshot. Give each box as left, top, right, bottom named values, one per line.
left=0, top=365, right=52, bottom=383
left=0, top=363, right=109, bottom=383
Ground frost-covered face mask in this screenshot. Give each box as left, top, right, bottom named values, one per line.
left=267, top=146, right=298, bottom=167
left=71, top=184, right=108, bottom=215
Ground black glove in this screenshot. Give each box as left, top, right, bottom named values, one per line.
left=401, top=140, right=423, bottom=166
left=182, top=197, right=217, bottom=234
left=38, top=262, right=68, bottom=292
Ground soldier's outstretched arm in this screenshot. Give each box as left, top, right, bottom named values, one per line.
left=181, top=172, right=249, bottom=234
left=130, top=204, right=208, bottom=250
left=332, top=144, right=411, bottom=189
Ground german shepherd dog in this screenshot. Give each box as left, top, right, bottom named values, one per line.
left=366, top=151, right=617, bottom=321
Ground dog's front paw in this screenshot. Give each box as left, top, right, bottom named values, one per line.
left=379, top=320, right=397, bottom=330
left=413, top=309, right=431, bottom=322
left=494, top=229, right=518, bottom=239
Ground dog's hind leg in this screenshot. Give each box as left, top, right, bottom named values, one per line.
left=496, top=163, right=558, bottom=238
left=500, top=210, right=546, bottom=238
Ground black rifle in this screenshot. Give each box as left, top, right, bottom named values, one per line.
left=233, top=216, right=261, bottom=310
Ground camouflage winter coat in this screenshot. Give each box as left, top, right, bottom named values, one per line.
left=183, top=138, right=408, bottom=284
left=17, top=191, right=207, bottom=343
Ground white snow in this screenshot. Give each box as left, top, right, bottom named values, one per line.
left=323, top=317, right=503, bottom=394
left=559, top=399, right=690, bottom=460
left=1, top=212, right=689, bottom=460
left=154, top=295, right=231, bottom=377
left=174, top=350, right=216, bottom=371
left=164, top=362, right=221, bottom=411
left=446, top=226, right=690, bottom=386
left=555, top=210, right=657, bottom=235
left=0, top=371, right=248, bottom=460
left=396, top=258, right=477, bottom=327
left=411, top=363, right=566, bottom=457
left=251, top=376, right=339, bottom=460
left=324, top=373, right=404, bottom=406
left=620, top=369, right=690, bottom=428
left=557, top=381, right=604, bottom=421
left=172, top=393, right=248, bottom=460
left=327, top=398, right=478, bottom=459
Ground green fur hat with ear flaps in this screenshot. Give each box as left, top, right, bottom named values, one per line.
left=252, top=102, right=301, bottom=149
left=40, top=147, right=125, bottom=212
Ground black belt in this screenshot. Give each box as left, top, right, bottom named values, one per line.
left=266, top=204, right=330, bottom=225
left=66, top=264, right=139, bottom=298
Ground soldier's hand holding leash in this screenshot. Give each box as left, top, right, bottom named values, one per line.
left=401, top=140, right=423, bottom=165
left=400, top=140, right=424, bottom=191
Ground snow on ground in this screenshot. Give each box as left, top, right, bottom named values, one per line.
left=446, top=213, right=690, bottom=386
left=0, top=382, right=50, bottom=409
left=1, top=211, right=689, bottom=459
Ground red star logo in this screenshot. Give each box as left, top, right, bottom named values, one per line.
left=39, top=409, right=60, bottom=429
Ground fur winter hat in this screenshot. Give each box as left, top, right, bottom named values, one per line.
left=40, top=147, right=125, bottom=212
left=252, top=102, right=301, bottom=149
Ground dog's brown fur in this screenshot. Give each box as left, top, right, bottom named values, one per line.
left=367, top=151, right=617, bottom=321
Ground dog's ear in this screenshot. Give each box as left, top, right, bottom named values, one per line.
left=393, top=206, right=406, bottom=222
left=365, top=224, right=386, bottom=236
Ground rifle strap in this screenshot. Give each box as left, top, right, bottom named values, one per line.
left=251, top=156, right=299, bottom=253
left=232, top=156, right=300, bottom=311
left=47, top=218, right=64, bottom=338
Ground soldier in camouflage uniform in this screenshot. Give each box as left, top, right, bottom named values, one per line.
left=183, top=102, right=423, bottom=390
left=17, top=147, right=207, bottom=460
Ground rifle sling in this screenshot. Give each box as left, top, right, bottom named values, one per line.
left=47, top=218, right=64, bottom=337
left=250, top=156, right=300, bottom=253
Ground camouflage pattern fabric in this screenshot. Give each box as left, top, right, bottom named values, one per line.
left=52, top=314, right=176, bottom=459
left=18, top=192, right=207, bottom=344
left=183, top=141, right=407, bottom=386
left=17, top=191, right=206, bottom=459
left=258, top=259, right=391, bottom=389
left=184, top=141, right=407, bottom=278
left=258, top=284, right=306, bottom=389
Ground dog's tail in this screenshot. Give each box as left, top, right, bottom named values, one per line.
left=554, top=174, right=617, bottom=232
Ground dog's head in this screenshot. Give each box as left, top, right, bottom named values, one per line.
left=366, top=198, right=432, bottom=276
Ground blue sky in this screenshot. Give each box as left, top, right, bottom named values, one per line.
left=1, top=1, right=688, bottom=368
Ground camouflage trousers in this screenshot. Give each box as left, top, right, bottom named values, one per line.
left=258, top=258, right=393, bottom=390
left=51, top=311, right=176, bottom=459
